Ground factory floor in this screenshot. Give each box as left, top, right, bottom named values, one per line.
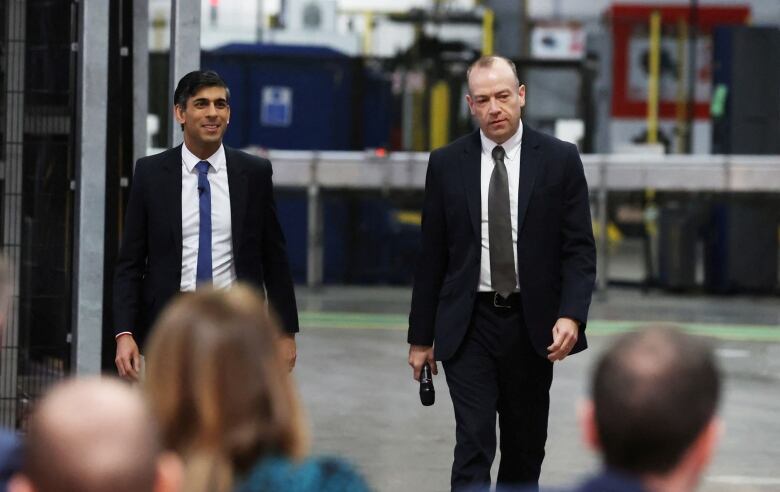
left=293, top=286, right=780, bottom=492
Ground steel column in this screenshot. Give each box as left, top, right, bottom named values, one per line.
left=72, top=0, right=109, bottom=374
left=133, top=0, right=149, bottom=162
left=168, top=0, right=201, bottom=148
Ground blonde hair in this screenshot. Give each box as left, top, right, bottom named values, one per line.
left=144, top=285, right=308, bottom=492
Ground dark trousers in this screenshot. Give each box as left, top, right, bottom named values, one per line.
left=443, top=294, right=553, bottom=492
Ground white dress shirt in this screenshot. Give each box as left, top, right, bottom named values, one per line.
left=477, top=121, right=523, bottom=292
left=180, top=143, right=236, bottom=291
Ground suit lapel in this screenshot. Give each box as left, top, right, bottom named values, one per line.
left=225, top=146, right=248, bottom=252
left=517, top=125, right=541, bottom=236
left=461, top=130, right=482, bottom=242
left=162, top=145, right=183, bottom=257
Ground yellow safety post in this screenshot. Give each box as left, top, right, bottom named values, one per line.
left=647, top=10, right=661, bottom=144
left=363, top=11, right=374, bottom=56
left=429, top=80, right=451, bottom=150
left=395, top=210, right=422, bottom=226
left=482, top=8, right=494, bottom=56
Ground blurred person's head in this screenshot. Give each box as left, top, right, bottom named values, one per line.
left=173, top=70, right=231, bottom=155
left=9, top=377, right=181, bottom=492
left=144, top=285, right=307, bottom=492
left=580, top=326, right=722, bottom=491
left=466, top=55, right=525, bottom=145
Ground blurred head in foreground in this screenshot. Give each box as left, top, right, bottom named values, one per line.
left=9, top=377, right=181, bottom=492
left=144, top=285, right=307, bottom=492
left=580, top=326, right=722, bottom=492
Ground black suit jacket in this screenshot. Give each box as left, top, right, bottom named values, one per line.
left=408, top=126, right=596, bottom=360
left=113, top=145, right=299, bottom=348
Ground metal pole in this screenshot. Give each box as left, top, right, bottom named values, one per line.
left=306, top=153, right=323, bottom=288
left=72, top=0, right=109, bottom=375
left=1, top=0, right=26, bottom=426
left=685, top=0, right=698, bottom=153
left=402, top=72, right=414, bottom=150
left=256, top=0, right=264, bottom=42
left=168, top=0, right=201, bottom=148
left=484, top=0, right=526, bottom=58
left=133, top=0, right=149, bottom=162
left=596, top=160, right=609, bottom=296
left=674, top=17, right=689, bottom=154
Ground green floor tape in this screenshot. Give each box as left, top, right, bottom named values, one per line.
left=299, top=312, right=780, bottom=342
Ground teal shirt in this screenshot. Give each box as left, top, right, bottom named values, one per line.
left=236, top=456, right=371, bottom=492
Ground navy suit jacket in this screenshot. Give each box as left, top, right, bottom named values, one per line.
left=0, top=430, right=22, bottom=491
left=558, top=469, right=649, bottom=492
left=113, top=145, right=299, bottom=348
left=408, top=126, right=596, bottom=360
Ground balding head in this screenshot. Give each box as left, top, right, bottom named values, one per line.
left=589, top=326, right=721, bottom=475
left=16, top=378, right=164, bottom=492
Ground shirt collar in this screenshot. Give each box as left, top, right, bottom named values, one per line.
left=590, top=468, right=650, bottom=492
left=480, top=119, right=523, bottom=162
left=182, top=142, right=225, bottom=173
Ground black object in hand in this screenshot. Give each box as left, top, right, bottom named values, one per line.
left=419, top=362, right=435, bottom=406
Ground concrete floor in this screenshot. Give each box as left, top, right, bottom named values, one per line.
left=293, top=286, right=780, bottom=492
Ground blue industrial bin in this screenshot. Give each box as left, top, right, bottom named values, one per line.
left=202, top=44, right=391, bottom=151
left=275, top=192, right=420, bottom=285
left=348, top=197, right=420, bottom=284
left=275, top=190, right=350, bottom=284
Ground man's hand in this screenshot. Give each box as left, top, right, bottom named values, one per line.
left=547, top=317, right=579, bottom=361
left=278, top=334, right=297, bottom=372
left=115, top=334, right=141, bottom=381
left=408, top=344, right=437, bottom=381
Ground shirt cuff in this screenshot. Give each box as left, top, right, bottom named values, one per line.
left=115, top=332, right=133, bottom=339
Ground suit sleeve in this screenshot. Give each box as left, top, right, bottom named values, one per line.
left=558, top=143, right=596, bottom=326
left=113, top=159, right=150, bottom=337
left=261, top=163, right=299, bottom=334
left=407, top=151, right=448, bottom=346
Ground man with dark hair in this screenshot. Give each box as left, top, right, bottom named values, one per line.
left=408, top=55, right=596, bottom=491
left=114, top=70, right=299, bottom=380
left=8, top=378, right=182, bottom=492
left=572, top=326, right=722, bottom=492
left=172, top=70, right=231, bottom=127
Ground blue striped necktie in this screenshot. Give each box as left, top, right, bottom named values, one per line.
left=195, top=160, right=212, bottom=286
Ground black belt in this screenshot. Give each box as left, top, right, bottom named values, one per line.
left=476, top=291, right=521, bottom=309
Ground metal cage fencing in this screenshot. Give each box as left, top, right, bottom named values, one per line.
left=0, top=0, right=76, bottom=429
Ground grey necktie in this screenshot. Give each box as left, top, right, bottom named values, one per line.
left=489, top=145, right=516, bottom=298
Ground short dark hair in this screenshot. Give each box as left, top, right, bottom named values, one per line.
left=466, top=55, right=520, bottom=91
left=173, top=69, right=230, bottom=109
left=592, top=326, right=721, bottom=475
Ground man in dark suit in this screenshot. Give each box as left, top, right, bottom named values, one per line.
left=114, top=70, right=298, bottom=381
left=569, top=326, right=722, bottom=492
left=407, top=55, right=596, bottom=491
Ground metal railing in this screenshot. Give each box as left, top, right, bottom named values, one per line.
left=143, top=148, right=780, bottom=291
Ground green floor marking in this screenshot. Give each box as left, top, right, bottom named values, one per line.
left=299, top=311, right=780, bottom=342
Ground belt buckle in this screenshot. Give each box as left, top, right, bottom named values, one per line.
left=493, top=292, right=512, bottom=309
